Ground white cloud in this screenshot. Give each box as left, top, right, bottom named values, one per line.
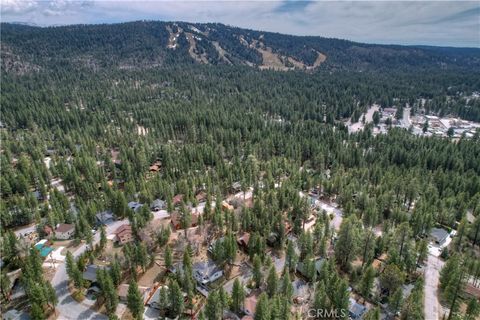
left=1, top=0, right=37, bottom=14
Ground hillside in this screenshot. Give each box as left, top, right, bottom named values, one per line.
left=1, top=21, right=479, bottom=74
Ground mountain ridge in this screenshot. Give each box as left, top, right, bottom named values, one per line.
left=1, top=20, right=479, bottom=75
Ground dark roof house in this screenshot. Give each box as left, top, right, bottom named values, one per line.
left=430, top=228, right=449, bottom=245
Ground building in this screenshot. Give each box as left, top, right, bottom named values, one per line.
left=128, top=201, right=143, bottom=212
left=195, top=191, right=207, bottom=203
left=242, top=295, right=258, bottom=317
left=193, top=260, right=223, bottom=285
left=83, top=265, right=110, bottom=284
left=237, top=233, right=250, bottom=249
left=430, top=228, right=449, bottom=246
left=222, top=201, right=234, bottom=212
left=148, top=285, right=169, bottom=309
left=149, top=163, right=160, bottom=172
left=349, top=298, right=367, bottom=319
left=292, top=279, right=310, bottom=304
left=172, top=194, right=184, bottom=206
left=114, top=224, right=133, bottom=245
left=170, top=212, right=199, bottom=230
left=55, top=224, right=75, bottom=240
left=43, top=225, right=54, bottom=238
left=150, top=199, right=166, bottom=212
left=96, top=210, right=114, bottom=225
left=296, top=258, right=325, bottom=279
left=118, top=284, right=148, bottom=302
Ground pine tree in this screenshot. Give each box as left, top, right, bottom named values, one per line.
left=285, top=241, right=298, bottom=273
left=110, top=259, right=121, bottom=286
left=169, top=280, right=184, bottom=317
left=254, top=293, right=270, bottom=320
left=281, top=270, right=293, bottom=303
left=231, top=278, right=245, bottom=314
left=253, top=254, right=263, bottom=288
left=164, top=246, right=173, bottom=269
left=99, top=226, right=107, bottom=251
left=466, top=298, right=480, bottom=320
left=127, top=279, right=144, bottom=320
left=30, top=302, right=45, bottom=320
left=388, top=287, right=403, bottom=314
left=205, top=290, right=222, bottom=320
left=363, top=307, right=380, bottom=320
left=335, top=216, right=360, bottom=271
left=359, top=266, right=375, bottom=298
left=266, top=266, right=277, bottom=297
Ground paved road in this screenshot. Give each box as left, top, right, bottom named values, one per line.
left=51, top=219, right=129, bottom=319
left=424, top=254, right=444, bottom=320
left=403, top=107, right=412, bottom=127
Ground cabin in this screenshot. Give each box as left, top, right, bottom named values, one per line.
left=193, top=260, right=223, bottom=285
left=43, top=225, right=54, bottom=238
left=114, top=224, right=133, bottom=245
left=172, top=194, right=184, bottom=206
left=83, top=265, right=110, bottom=285
left=170, top=212, right=199, bottom=230
left=292, top=279, right=310, bottom=304
left=148, top=285, right=168, bottom=309
left=128, top=201, right=143, bottom=212
left=150, top=199, right=166, bottom=212
left=118, top=284, right=148, bottom=302
left=430, top=228, right=449, bottom=246
left=242, top=295, right=258, bottom=317
left=222, top=201, right=234, bottom=212
left=237, top=233, right=250, bottom=250
left=55, top=224, right=75, bottom=240
left=96, top=210, right=114, bottom=225
left=349, top=298, right=367, bottom=319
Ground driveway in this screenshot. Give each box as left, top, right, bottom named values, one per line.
left=317, top=200, right=343, bottom=231
left=51, top=219, right=130, bottom=319
left=424, top=254, right=444, bottom=320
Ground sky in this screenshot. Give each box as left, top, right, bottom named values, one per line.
left=1, top=0, right=479, bottom=47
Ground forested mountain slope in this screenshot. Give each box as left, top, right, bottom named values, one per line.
left=1, top=21, right=479, bottom=74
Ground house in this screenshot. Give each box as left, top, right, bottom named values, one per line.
left=222, top=201, right=234, bottom=212
left=170, top=212, right=199, bottom=230
left=83, top=265, right=110, bottom=284
left=43, top=225, right=54, bottom=238
left=167, top=262, right=185, bottom=277
left=172, top=194, right=184, bottom=206
left=148, top=285, right=169, bottom=309
left=292, top=279, right=309, bottom=303
left=237, top=233, right=250, bottom=249
left=208, top=237, right=225, bottom=255
left=55, top=224, right=75, bottom=240
left=150, top=199, right=166, bottom=212
left=118, top=284, right=148, bottom=302
left=242, top=295, right=258, bottom=317
left=349, top=298, right=367, bottom=319
left=466, top=211, right=475, bottom=224
left=149, top=163, right=160, bottom=172
left=296, top=258, right=324, bottom=279
left=193, top=260, right=223, bottom=285
left=96, top=210, right=114, bottom=225
left=114, top=224, right=133, bottom=245
left=195, top=191, right=207, bottom=203
left=430, top=228, right=449, bottom=246
left=230, top=182, right=242, bottom=193
left=128, top=201, right=143, bottom=212
left=371, top=258, right=385, bottom=273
